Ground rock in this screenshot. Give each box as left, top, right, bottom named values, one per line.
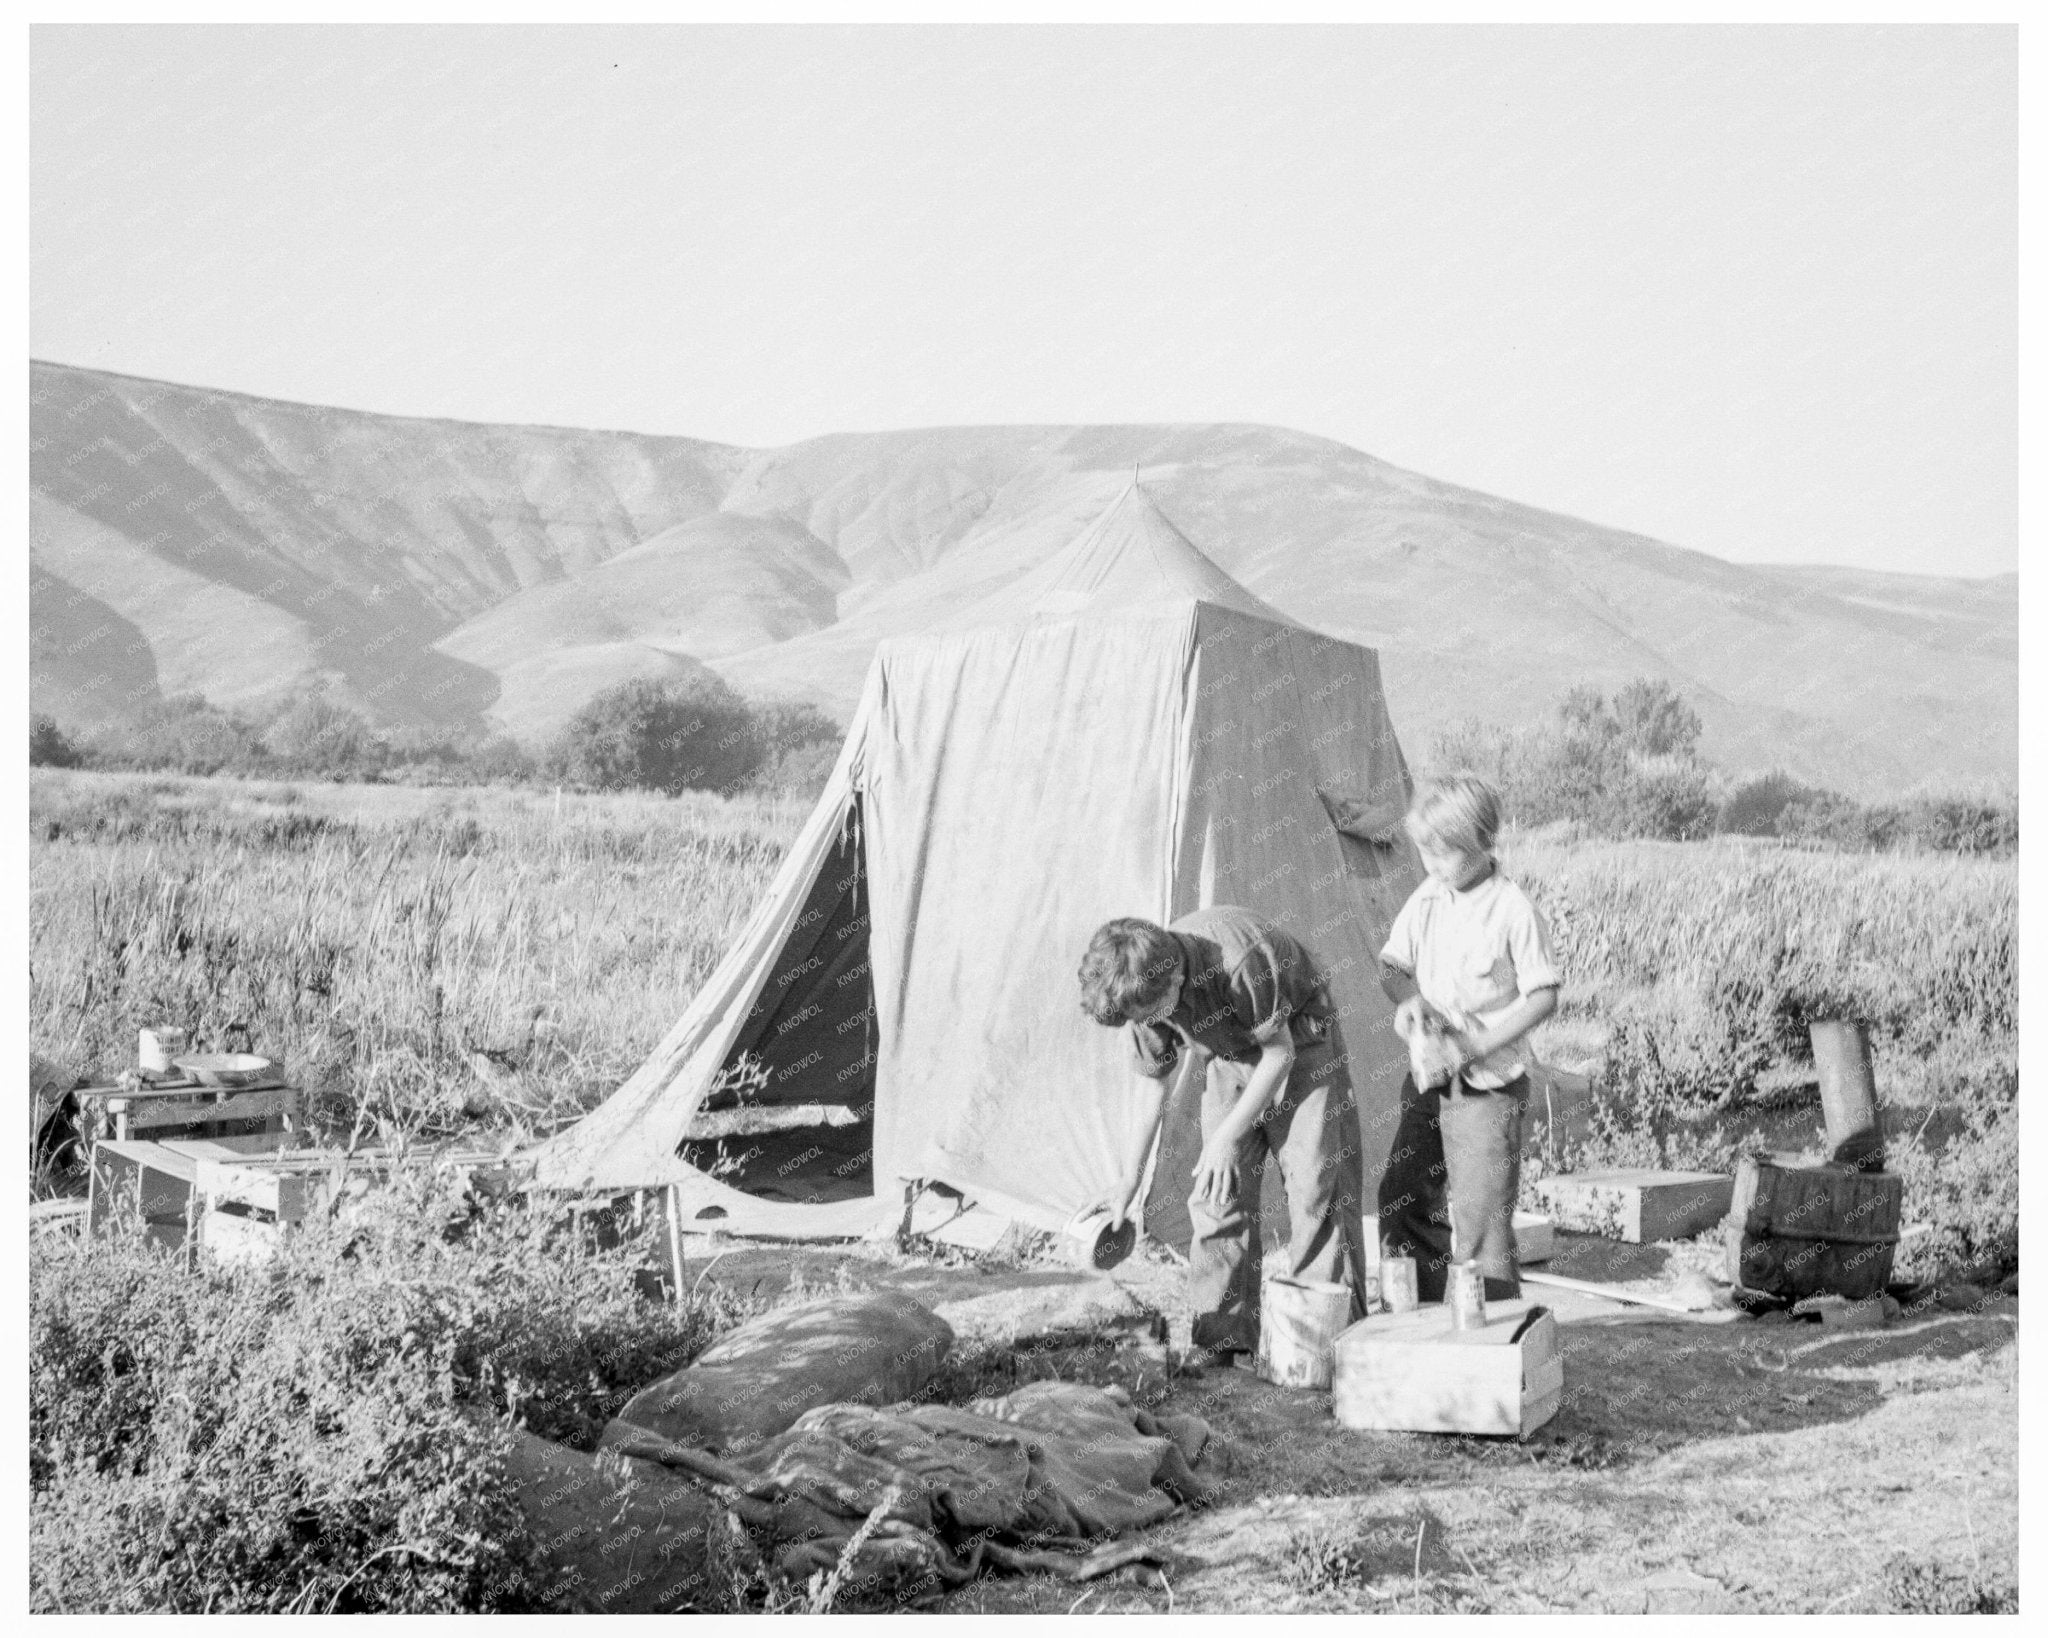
left=1937, top=1282, right=1987, bottom=1312
left=1880, top=1294, right=1904, bottom=1322
left=1756, top=1309, right=1791, bottom=1326
left=1999, top=1272, right=2018, bottom=1296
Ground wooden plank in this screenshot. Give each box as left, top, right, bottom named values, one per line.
left=1521, top=1268, right=1742, bottom=1322
left=119, top=1087, right=299, bottom=1135
left=681, top=1102, right=862, bottom=1139
left=1534, top=1169, right=1733, bottom=1243
left=85, top=1079, right=287, bottom=1101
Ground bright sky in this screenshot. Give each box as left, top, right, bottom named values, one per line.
left=30, top=25, right=2016, bottom=577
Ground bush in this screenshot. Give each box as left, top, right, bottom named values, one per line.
left=1438, top=681, right=2015, bottom=856
left=1598, top=754, right=1720, bottom=842
left=1717, top=770, right=1813, bottom=836
left=29, top=713, right=83, bottom=767
left=259, top=690, right=389, bottom=781
left=1431, top=680, right=1721, bottom=842
left=93, top=694, right=267, bottom=777
left=29, top=1167, right=753, bottom=1612
left=549, top=675, right=764, bottom=796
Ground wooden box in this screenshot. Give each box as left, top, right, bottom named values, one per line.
left=1535, top=1169, right=1733, bottom=1244
left=89, top=1136, right=295, bottom=1253
left=1332, top=1299, right=1563, bottom=1439
left=1727, top=1156, right=1903, bottom=1301
left=1513, top=1210, right=1554, bottom=1264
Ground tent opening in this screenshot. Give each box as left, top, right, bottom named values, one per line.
left=678, top=797, right=876, bottom=1204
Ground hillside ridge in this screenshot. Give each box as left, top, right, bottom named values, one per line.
left=28, top=358, right=2016, bottom=796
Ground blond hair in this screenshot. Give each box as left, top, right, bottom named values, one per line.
left=1406, top=773, right=1501, bottom=855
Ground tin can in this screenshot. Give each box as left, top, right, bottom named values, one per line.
left=1446, top=1260, right=1488, bottom=1330
left=138, top=1027, right=188, bottom=1076
left=1381, top=1255, right=1420, bottom=1313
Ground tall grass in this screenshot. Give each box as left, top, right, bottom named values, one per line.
left=30, top=771, right=807, bottom=1141
left=31, top=772, right=2018, bottom=1276
left=1506, top=830, right=2018, bottom=1275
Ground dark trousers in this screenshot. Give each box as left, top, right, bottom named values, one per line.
left=1187, top=1027, right=1369, bottom=1353
left=1375, top=1072, right=1527, bottom=1303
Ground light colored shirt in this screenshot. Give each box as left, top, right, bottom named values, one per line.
left=1380, top=867, right=1560, bottom=1089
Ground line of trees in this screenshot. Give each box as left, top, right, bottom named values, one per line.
left=31, top=672, right=2017, bottom=852
left=28, top=675, right=845, bottom=800
left=1429, top=679, right=2016, bottom=855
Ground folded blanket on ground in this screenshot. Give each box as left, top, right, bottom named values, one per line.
left=603, top=1379, right=1213, bottom=1601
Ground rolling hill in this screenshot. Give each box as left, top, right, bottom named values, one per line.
left=28, top=359, right=2016, bottom=795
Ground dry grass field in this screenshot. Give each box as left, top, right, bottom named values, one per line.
left=27, top=769, right=2020, bottom=1612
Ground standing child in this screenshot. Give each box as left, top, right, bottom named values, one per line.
left=1376, top=774, right=1559, bottom=1302
left=1079, top=906, right=1370, bottom=1369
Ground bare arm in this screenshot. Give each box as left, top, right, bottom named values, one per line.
left=1109, top=1063, right=1178, bottom=1230
left=1190, top=1035, right=1293, bottom=1209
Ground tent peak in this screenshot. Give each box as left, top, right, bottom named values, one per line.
left=939, top=481, right=1299, bottom=632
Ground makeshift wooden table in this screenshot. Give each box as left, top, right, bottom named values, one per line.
left=87, top=1136, right=510, bottom=1262
left=74, top=1076, right=304, bottom=1145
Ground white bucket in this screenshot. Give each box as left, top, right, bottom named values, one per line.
left=1256, top=1274, right=1353, bottom=1389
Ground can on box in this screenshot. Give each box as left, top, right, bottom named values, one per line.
left=138, top=1027, right=188, bottom=1076
left=1446, top=1261, right=1488, bottom=1330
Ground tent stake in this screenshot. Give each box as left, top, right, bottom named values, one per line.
left=666, top=1180, right=686, bottom=1306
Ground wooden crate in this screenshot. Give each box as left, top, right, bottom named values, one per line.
left=89, top=1135, right=299, bottom=1252
left=1727, top=1156, right=1903, bottom=1301
left=1513, top=1210, right=1554, bottom=1265
left=1535, top=1169, right=1733, bottom=1244
left=89, top=1140, right=202, bottom=1252
left=1332, top=1299, right=1562, bottom=1439
left=192, top=1144, right=512, bottom=1264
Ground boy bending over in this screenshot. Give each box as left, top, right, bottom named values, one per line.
left=1079, top=906, right=1369, bottom=1369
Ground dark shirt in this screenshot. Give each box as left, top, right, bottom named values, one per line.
left=1130, top=904, right=1336, bottom=1080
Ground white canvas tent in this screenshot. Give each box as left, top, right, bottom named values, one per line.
left=528, top=483, right=1425, bottom=1245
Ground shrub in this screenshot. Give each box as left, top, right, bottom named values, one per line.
left=1598, top=754, right=1720, bottom=843
left=30, top=713, right=84, bottom=767
left=259, top=690, right=390, bottom=781
left=1431, top=679, right=1719, bottom=842
left=93, top=694, right=267, bottom=777
left=752, top=699, right=842, bottom=761
left=749, top=738, right=841, bottom=799
left=29, top=1166, right=754, bottom=1613
left=1717, top=770, right=1813, bottom=836
left=549, top=676, right=765, bottom=797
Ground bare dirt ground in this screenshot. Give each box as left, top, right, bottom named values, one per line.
left=678, top=1232, right=2019, bottom=1615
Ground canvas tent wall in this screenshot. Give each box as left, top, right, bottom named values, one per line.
left=528, top=484, right=1424, bottom=1244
